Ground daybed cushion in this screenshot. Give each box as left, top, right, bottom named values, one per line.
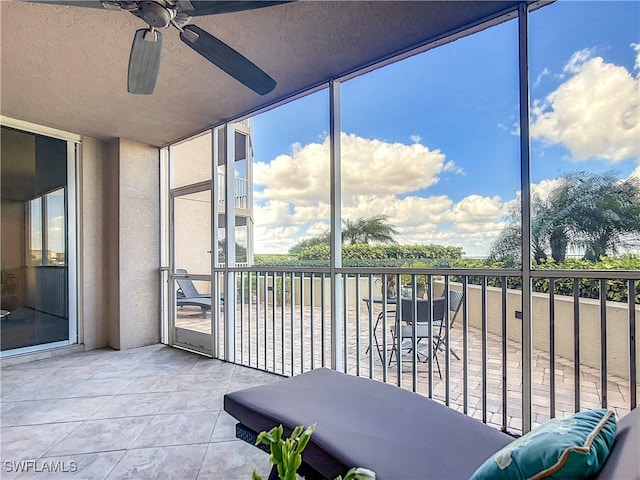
left=470, top=408, right=617, bottom=480
left=224, top=367, right=513, bottom=480
left=596, top=406, right=640, bottom=480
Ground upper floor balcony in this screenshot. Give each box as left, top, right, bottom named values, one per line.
left=217, top=173, right=250, bottom=214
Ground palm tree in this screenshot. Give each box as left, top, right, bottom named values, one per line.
left=342, top=219, right=363, bottom=245
left=562, top=172, right=640, bottom=260
left=490, top=171, right=640, bottom=263
left=360, top=215, right=398, bottom=244
left=342, top=215, right=398, bottom=245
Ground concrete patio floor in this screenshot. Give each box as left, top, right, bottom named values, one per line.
left=1, top=345, right=280, bottom=480
left=177, top=302, right=636, bottom=433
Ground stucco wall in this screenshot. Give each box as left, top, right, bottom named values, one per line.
left=117, top=138, right=160, bottom=349
left=79, top=136, right=160, bottom=351
left=462, top=284, right=640, bottom=381
left=79, top=137, right=112, bottom=349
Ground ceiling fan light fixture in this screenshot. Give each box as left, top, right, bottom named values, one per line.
left=135, top=1, right=175, bottom=28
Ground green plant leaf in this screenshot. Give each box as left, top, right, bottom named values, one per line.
left=251, top=468, right=263, bottom=480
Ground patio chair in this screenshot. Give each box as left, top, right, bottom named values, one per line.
left=176, top=269, right=211, bottom=299
left=362, top=296, right=397, bottom=364
left=388, top=296, right=447, bottom=377
left=176, top=268, right=214, bottom=318
left=433, top=289, right=464, bottom=360
left=176, top=297, right=211, bottom=319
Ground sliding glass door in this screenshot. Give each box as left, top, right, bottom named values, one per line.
left=0, top=125, right=77, bottom=355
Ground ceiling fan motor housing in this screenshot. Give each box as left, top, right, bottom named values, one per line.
left=134, top=1, right=175, bottom=28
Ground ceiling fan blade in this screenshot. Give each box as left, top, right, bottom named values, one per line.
left=180, top=25, right=276, bottom=95
left=186, top=1, right=294, bottom=16
left=128, top=29, right=163, bottom=95
left=24, top=1, right=115, bottom=9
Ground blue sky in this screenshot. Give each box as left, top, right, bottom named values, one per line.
left=250, top=1, right=639, bottom=256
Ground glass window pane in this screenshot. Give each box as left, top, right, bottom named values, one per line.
left=174, top=190, right=211, bottom=275
left=171, top=131, right=212, bottom=188
left=529, top=1, right=639, bottom=267
left=1, top=127, right=71, bottom=351
left=341, top=19, right=519, bottom=267
left=251, top=89, right=330, bottom=265
left=45, top=188, right=65, bottom=266
left=29, top=198, right=42, bottom=266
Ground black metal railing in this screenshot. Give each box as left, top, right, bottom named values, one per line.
left=217, top=266, right=638, bottom=434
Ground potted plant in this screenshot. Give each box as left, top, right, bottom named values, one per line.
left=252, top=424, right=375, bottom=480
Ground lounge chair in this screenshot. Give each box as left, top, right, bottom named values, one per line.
left=176, top=269, right=211, bottom=299
left=176, top=269, right=213, bottom=318
left=224, top=368, right=639, bottom=480
left=176, top=297, right=212, bottom=319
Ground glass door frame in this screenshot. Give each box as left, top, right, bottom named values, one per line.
left=0, top=117, right=79, bottom=357
left=168, top=181, right=216, bottom=356
left=164, top=122, right=246, bottom=360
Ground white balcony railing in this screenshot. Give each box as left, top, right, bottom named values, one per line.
left=217, top=173, right=248, bottom=209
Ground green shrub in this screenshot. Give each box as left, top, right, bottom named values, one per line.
left=252, top=252, right=638, bottom=303
left=449, top=256, right=639, bottom=303
left=298, top=243, right=463, bottom=263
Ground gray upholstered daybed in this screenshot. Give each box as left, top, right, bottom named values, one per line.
left=224, top=368, right=639, bottom=480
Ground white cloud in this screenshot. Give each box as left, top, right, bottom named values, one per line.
left=533, top=67, right=551, bottom=89
left=254, top=200, right=292, bottom=226
left=531, top=178, right=563, bottom=202
left=254, top=133, right=450, bottom=205
left=253, top=134, right=509, bottom=256
left=305, top=221, right=330, bottom=237
left=254, top=225, right=301, bottom=254
left=291, top=204, right=331, bottom=224
left=443, top=160, right=464, bottom=174
left=563, top=48, right=596, bottom=74
left=531, top=46, right=640, bottom=162
left=446, top=195, right=502, bottom=224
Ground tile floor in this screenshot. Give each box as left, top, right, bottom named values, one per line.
left=0, top=345, right=281, bottom=480
left=2, top=335, right=636, bottom=479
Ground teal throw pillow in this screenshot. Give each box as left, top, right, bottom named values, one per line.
left=470, top=408, right=617, bottom=480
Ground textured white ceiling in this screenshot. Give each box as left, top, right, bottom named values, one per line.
left=1, top=1, right=522, bottom=146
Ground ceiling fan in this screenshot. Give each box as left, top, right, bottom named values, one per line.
left=28, top=1, right=292, bottom=95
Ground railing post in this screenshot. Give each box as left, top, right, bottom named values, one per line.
left=329, top=79, right=344, bottom=372
left=211, top=128, right=220, bottom=358
left=224, top=123, right=236, bottom=362
left=629, top=279, right=637, bottom=410
left=518, top=2, right=533, bottom=434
